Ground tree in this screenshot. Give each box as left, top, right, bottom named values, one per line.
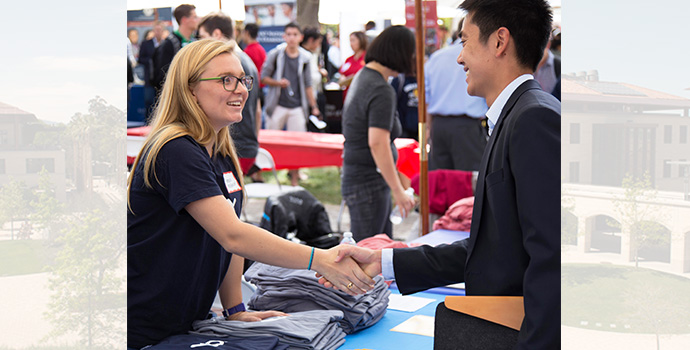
left=297, top=0, right=320, bottom=28
left=66, top=96, right=126, bottom=192
left=42, top=95, right=126, bottom=348
left=44, top=202, right=126, bottom=349
left=561, top=184, right=577, bottom=246
left=612, top=173, right=668, bottom=268
left=30, top=168, right=65, bottom=241
left=0, top=178, right=31, bottom=239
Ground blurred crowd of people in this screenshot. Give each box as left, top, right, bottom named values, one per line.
left=126, top=2, right=562, bottom=234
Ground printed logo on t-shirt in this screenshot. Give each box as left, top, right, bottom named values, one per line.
left=223, top=171, right=242, bottom=194
left=190, top=339, right=225, bottom=348
left=226, top=197, right=237, bottom=209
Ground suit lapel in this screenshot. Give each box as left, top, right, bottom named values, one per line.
left=467, top=80, right=541, bottom=255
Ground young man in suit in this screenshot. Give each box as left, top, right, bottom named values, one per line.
left=324, top=0, right=560, bottom=348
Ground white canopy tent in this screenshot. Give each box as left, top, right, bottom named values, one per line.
left=128, top=0, right=559, bottom=26
left=127, top=0, right=246, bottom=28
left=127, top=0, right=558, bottom=39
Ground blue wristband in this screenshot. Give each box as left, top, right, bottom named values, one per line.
left=308, top=247, right=315, bottom=270
left=222, top=302, right=246, bottom=318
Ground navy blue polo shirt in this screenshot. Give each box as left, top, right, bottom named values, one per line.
left=127, top=135, right=244, bottom=349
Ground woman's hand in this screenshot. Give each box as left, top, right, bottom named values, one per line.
left=338, top=75, right=353, bottom=88
left=316, top=246, right=382, bottom=290
left=227, top=310, right=287, bottom=322
left=312, top=247, right=376, bottom=296
left=392, top=187, right=416, bottom=219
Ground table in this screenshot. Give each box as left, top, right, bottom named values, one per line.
left=127, top=128, right=420, bottom=174
left=410, top=229, right=470, bottom=246
left=389, top=229, right=470, bottom=295
left=258, top=129, right=344, bottom=169
left=341, top=288, right=451, bottom=349
left=341, top=229, right=472, bottom=348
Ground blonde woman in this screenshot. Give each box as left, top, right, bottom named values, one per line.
left=127, top=39, right=374, bottom=349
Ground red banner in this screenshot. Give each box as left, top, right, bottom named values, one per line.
left=405, top=0, right=440, bottom=54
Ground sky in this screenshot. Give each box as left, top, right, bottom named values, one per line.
left=1, top=0, right=688, bottom=121
left=565, top=0, right=690, bottom=99
left=0, top=1, right=125, bottom=124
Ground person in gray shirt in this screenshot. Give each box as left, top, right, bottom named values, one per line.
left=262, top=23, right=321, bottom=186
left=341, top=26, right=416, bottom=241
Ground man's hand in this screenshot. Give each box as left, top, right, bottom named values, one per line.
left=278, top=78, right=290, bottom=88
left=311, top=246, right=376, bottom=296
left=317, top=245, right=382, bottom=289
left=310, top=105, right=321, bottom=117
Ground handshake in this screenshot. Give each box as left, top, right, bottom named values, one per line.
left=315, top=245, right=383, bottom=295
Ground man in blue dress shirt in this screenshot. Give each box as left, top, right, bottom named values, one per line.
left=425, top=17, right=488, bottom=171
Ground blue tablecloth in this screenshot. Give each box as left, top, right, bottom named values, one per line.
left=342, top=229, right=472, bottom=349
left=390, top=229, right=470, bottom=295
left=340, top=288, right=449, bottom=350
left=410, top=229, right=470, bottom=246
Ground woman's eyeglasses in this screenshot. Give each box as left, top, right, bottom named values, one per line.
left=199, top=74, right=254, bottom=92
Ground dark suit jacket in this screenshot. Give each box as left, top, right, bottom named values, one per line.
left=138, top=39, right=156, bottom=85
left=151, top=33, right=182, bottom=91
left=394, top=79, right=560, bottom=349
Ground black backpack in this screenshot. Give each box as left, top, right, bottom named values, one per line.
left=259, top=189, right=340, bottom=247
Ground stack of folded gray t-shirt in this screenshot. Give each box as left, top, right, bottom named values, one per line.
left=146, top=333, right=289, bottom=350
left=244, top=263, right=391, bottom=334
left=192, top=310, right=345, bottom=350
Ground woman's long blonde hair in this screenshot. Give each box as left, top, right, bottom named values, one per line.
left=128, top=39, right=245, bottom=211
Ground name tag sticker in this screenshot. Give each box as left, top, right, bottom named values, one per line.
left=223, top=171, right=242, bottom=194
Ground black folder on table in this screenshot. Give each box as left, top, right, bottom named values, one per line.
left=434, top=296, right=523, bottom=350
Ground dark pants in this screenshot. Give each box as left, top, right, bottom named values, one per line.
left=342, top=177, right=392, bottom=242
left=429, top=115, right=487, bottom=171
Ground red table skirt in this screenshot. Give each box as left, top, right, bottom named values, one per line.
left=127, top=127, right=420, bottom=176
left=258, top=129, right=344, bottom=169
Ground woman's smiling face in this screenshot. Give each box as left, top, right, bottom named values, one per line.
left=192, top=53, right=248, bottom=132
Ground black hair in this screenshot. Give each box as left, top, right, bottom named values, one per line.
left=320, top=33, right=330, bottom=55
left=244, top=23, right=260, bottom=39
left=364, top=25, right=415, bottom=74
left=460, top=0, right=552, bottom=71
left=173, top=4, right=196, bottom=25
left=198, top=12, right=234, bottom=39
left=301, top=26, right=321, bottom=45
left=284, top=22, right=302, bottom=33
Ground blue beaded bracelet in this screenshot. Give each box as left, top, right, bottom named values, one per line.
left=222, top=302, right=246, bottom=318
left=308, top=247, right=315, bottom=270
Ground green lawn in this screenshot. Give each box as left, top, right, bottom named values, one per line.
left=252, top=166, right=343, bottom=205
left=0, top=240, right=57, bottom=276
left=562, top=263, right=690, bottom=334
